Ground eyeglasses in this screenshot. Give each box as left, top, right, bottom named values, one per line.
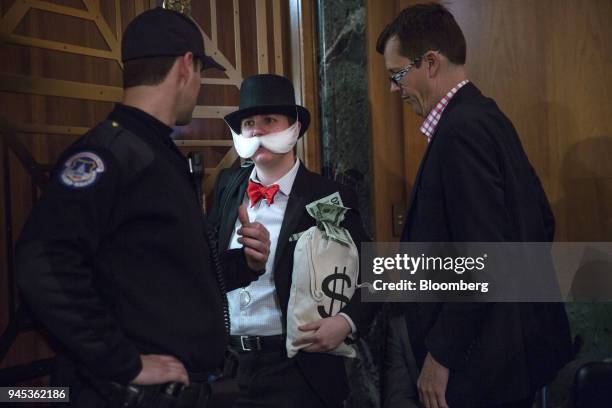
left=389, top=56, right=422, bottom=87
left=388, top=51, right=438, bottom=86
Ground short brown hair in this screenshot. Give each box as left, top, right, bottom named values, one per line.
left=376, top=3, right=466, bottom=65
left=123, top=56, right=199, bottom=88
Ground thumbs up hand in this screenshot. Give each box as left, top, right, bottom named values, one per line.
left=236, top=204, right=270, bottom=272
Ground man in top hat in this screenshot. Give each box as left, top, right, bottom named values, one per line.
left=16, top=8, right=270, bottom=407
left=209, top=74, right=378, bottom=408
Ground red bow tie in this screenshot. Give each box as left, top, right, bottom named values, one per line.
left=247, top=181, right=280, bottom=207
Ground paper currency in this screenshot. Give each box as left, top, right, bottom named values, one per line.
left=306, top=193, right=349, bottom=223
left=323, top=221, right=352, bottom=246
left=306, top=192, right=352, bottom=246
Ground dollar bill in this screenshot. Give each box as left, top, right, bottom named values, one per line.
left=306, top=192, right=344, bottom=216
left=315, top=202, right=348, bottom=225
left=306, top=204, right=320, bottom=221
left=306, top=192, right=353, bottom=246
left=306, top=192, right=349, bottom=225
left=319, top=191, right=344, bottom=207
left=323, top=221, right=352, bottom=247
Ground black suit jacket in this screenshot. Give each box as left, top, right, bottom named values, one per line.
left=210, top=162, right=378, bottom=407
left=400, top=83, right=572, bottom=406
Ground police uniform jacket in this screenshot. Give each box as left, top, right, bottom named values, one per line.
left=16, top=104, right=259, bottom=387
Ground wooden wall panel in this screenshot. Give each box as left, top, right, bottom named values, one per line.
left=14, top=9, right=109, bottom=50
left=366, top=0, right=406, bottom=241
left=448, top=0, right=612, bottom=242
left=238, top=0, right=259, bottom=79
left=217, top=0, right=237, bottom=68
left=290, top=0, right=320, bottom=173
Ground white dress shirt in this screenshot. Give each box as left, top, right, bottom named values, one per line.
left=226, top=159, right=357, bottom=336
left=227, top=159, right=300, bottom=335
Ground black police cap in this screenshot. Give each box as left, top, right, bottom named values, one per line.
left=121, top=7, right=225, bottom=71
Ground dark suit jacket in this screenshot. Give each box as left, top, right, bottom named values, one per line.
left=210, top=162, right=378, bottom=408
left=399, top=83, right=572, bottom=407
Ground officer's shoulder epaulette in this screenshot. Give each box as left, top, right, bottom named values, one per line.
left=78, top=120, right=154, bottom=176
left=78, top=120, right=125, bottom=147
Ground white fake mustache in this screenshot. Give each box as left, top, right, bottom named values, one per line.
left=228, top=120, right=301, bottom=159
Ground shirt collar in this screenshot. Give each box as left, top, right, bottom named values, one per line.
left=250, top=158, right=301, bottom=196
left=420, top=79, right=470, bottom=142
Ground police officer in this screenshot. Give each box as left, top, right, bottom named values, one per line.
left=15, top=8, right=270, bottom=407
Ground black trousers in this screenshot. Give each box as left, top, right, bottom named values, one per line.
left=489, top=395, right=535, bottom=408
left=232, top=350, right=329, bottom=408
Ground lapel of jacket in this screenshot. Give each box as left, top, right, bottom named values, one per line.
left=219, top=166, right=252, bottom=250
left=273, top=162, right=312, bottom=273
left=403, top=140, right=433, bottom=234
left=403, top=82, right=480, bottom=232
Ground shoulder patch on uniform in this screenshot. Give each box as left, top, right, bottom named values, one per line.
left=59, top=151, right=105, bottom=188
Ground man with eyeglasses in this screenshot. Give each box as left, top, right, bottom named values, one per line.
left=376, top=4, right=571, bottom=408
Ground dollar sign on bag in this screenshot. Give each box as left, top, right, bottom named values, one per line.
left=317, top=267, right=352, bottom=318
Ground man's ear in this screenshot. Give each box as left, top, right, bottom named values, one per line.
left=177, top=52, right=195, bottom=84
left=426, top=51, right=441, bottom=78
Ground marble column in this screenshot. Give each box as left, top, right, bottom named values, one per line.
left=318, top=2, right=383, bottom=408
left=317, top=0, right=372, bottom=237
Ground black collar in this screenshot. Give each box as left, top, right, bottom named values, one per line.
left=108, top=103, right=175, bottom=149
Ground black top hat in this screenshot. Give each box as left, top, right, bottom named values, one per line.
left=122, top=7, right=224, bottom=71
left=224, top=74, right=310, bottom=137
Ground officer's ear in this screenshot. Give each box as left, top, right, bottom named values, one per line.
left=176, top=52, right=196, bottom=84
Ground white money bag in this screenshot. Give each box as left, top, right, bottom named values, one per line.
left=286, top=225, right=359, bottom=358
